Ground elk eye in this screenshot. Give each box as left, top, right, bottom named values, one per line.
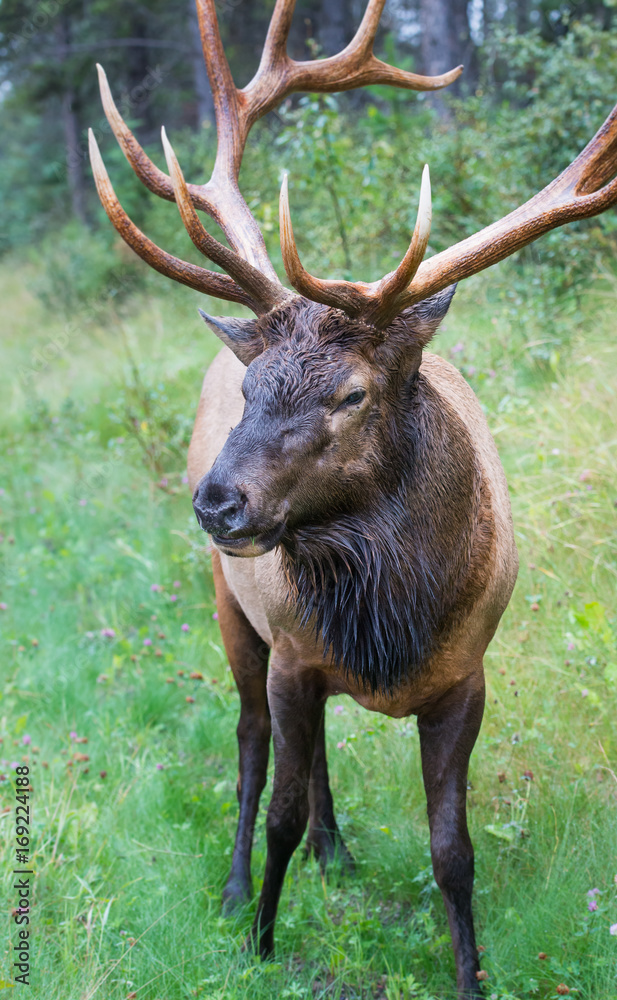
left=343, top=389, right=365, bottom=406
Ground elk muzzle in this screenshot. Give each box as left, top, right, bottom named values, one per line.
left=193, top=475, right=288, bottom=558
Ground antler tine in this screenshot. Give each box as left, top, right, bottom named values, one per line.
left=97, top=59, right=277, bottom=276
left=161, top=127, right=288, bottom=313
left=88, top=129, right=257, bottom=309
left=397, top=102, right=617, bottom=309
left=367, top=164, right=432, bottom=326
left=96, top=64, right=206, bottom=212
left=298, top=0, right=462, bottom=92
left=279, top=174, right=368, bottom=316
left=245, top=0, right=462, bottom=122
left=260, top=0, right=296, bottom=70
left=280, top=168, right=433, bottom=329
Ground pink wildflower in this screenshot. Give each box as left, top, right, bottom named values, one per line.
left=581, top=688, right=589, bottom=698
left=212, top=612, right=219, bottom=621
left=334, top=705, right=344, bottom=715
left=182, top=475, right=189, bottom=484
left=587, top=888, right=600, bottom=897
left=567, top=642, right=575, bottom=651
left=181, top=623, right=190, bottom=632
left=79, top=499, right=87, bottom=506
left=70, top=731, right=77, bottom=740
left=588, top=900, right=598, bottom=912
left=101, top=628, right=116, bottom=639
left=143, top=637, right=152, bottom=646
left=156, top=763, right=164, bottom=770
left=151, top=584, right=162, bottom=593
left=610, top=924, right=617, bottom=936
left=22, top=735, right=31, bottom=746
left=170, top=594, right=178, bottom=602
left=173, top=581, right=181, bottom=588
left=336, top=741, right=346, bottom=749
left=0, top=603, right=7, bottom=611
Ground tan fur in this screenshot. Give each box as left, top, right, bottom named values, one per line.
left=188, top=345, right=518, bottom=717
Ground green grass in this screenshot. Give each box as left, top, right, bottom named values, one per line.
left=1, top=256, right=616, bottom=1000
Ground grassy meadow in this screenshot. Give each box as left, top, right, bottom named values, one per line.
left=1, top=249, right=617, bottom=1000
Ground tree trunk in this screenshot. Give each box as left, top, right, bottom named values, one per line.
left=188, top=0, right=214, bottom=128
left=319, top=0, right=351, bottom=55
left=126, top=11, right=154, bottom=134
left=483, top=0, right=497, bottom=38
left=420, top=0, right=454, bottom=113
left=56, top=17, right=88, bottom=226
left=516, top=0, right=530, bottom=34
left=452, top=0, right=475, bottom=89
left=61, top=87, right=88, bottom=226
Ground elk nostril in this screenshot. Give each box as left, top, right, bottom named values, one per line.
left=239, top=492, right=248, bottom=506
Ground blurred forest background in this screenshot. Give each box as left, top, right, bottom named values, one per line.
left=1, top=0, right=617, bottom=307
left=2, top=3, right=617, bottom=998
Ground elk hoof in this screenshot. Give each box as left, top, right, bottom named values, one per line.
left=242, top=928, right=274, bottom=960
left=305, top=829, right=356, bottom=875
left=221, top=875, right=251, bottom=914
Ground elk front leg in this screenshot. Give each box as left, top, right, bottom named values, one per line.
left=212, top=552, right=271, bottom=910
left=306, top=711, right=355, bottom=873
left=417, top=672, right=485, bottom=999
left=249, top=664, right=325, bottom=958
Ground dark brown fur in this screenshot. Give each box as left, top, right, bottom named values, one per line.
left=278, top=374, right=495, bottom=693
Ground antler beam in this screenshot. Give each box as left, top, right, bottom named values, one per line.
left=90, top=0, right=462, bottom=309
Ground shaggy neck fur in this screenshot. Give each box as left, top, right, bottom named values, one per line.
left=280, top=373, right=484, bottom=694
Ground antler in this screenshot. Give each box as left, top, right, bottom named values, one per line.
left=280, top=165, right=433, bottom=328
left=89, top=0, right=462, bottom=313
left=280, top=104, right=617, bottom=327
left=399, top=104, right=617, bottom=308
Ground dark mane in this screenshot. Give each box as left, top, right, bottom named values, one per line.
left=280, top=375, right=493, bottom=693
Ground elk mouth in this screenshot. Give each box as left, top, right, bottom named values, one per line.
left=211, top=521, right=286, bottom=558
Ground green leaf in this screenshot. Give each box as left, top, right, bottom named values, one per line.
left=484, top=823, right=516, bottom=843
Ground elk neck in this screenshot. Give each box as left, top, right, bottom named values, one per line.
left=279, top=371, right=494, bottom=694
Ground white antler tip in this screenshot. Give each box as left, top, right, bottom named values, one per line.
left=418, top=163, right=432, bottom=232
left=161, top=127, right=180, bottom=180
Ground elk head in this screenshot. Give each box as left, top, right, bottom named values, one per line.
left=192, top=285, right=458, bottom=557
left=89, top=0, right=617, bottom=559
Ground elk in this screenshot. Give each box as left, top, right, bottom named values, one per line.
left=88, top=1, right=617, bottom=994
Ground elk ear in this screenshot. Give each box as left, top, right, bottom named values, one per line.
left=198, top=310, right=264, bottom=365
left=399, top=283, right=457, bottom=348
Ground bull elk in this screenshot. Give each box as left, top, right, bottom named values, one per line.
left=88, top=1, right=617, bottom=994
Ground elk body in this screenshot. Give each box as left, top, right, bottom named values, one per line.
left=89, top=1, right=617, bottom=995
